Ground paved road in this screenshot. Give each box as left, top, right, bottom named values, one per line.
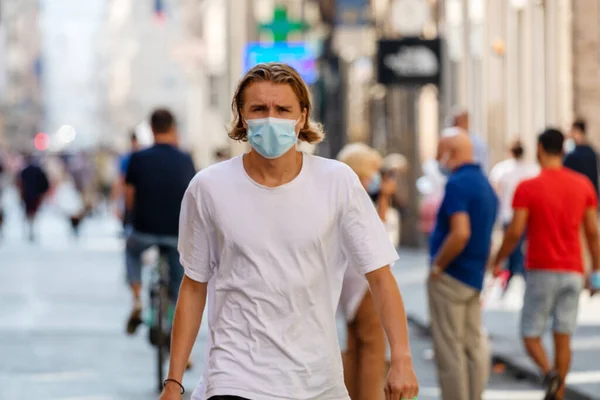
left=0, top=188, right=548, bottom=399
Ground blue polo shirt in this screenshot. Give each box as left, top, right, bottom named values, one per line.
left=429, top=164, right=498, bottom=290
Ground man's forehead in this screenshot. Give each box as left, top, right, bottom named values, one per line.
left=244, top=82, right=297, bottom=103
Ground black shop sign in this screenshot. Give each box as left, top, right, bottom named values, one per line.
left=377, top=38, right=441, bottom=86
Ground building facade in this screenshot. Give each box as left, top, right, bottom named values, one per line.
left=1, top=0, right=42, bottom=151
left=446, top=0, right=600, bottom=164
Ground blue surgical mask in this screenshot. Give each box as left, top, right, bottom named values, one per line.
left=246, top=117, right=299, bottom=159
left=368, top=172, right=381, bottom=194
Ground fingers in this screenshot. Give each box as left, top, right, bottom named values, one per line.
left=388, top=384, right=419, bottom=400
left=384, top=383, right=392, bottom=400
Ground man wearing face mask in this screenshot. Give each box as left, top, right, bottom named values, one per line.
left=428, top=128, right=498, bottom=400
left=161, top=63, right=419, bottom=400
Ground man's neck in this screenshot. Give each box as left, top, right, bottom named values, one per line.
left=541, top=157, right=562, bottom=169
left=454, top=158, right=475, bottom=170
left=243, top=149, right=303, bottom=188
left=153, top=134, right=177, bottom=146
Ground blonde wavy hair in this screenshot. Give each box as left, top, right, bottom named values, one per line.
left=337, top=143, right=382, bottom=182
left=228, top=63, right=325, bottom=144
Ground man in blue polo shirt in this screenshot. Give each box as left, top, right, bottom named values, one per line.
left=428, top=128, right=498, bottom=400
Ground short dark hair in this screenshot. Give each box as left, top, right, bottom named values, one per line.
left=572, top=119, right=586, bottom=134
left=510, top=139, right=524, bottom=159
left=538, top=128, right=564, bottom=155
left=150, top=109, right=175, bottom=134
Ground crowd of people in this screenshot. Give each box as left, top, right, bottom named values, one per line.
left=2, top=61, right=600, bottom=400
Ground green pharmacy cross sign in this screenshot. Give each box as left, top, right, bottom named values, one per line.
left=259, top=5, right=308, bottom=42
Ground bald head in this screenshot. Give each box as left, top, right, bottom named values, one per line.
left=438, top=128, right=474, bottom=172
left=451, top=109, right=470, bottom=131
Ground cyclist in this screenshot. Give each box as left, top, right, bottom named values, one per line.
left=124, top=109, right=196, bottom=339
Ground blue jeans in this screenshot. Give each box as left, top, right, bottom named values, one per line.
left=126, top=231, right=184, bottom=302
left=503, top=223, right=525, bottom=279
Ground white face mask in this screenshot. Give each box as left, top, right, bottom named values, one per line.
left=564, top=138, right=576, bottom=153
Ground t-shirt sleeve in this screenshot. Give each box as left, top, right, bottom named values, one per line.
left=125, top=154, right=137, bottom=186
left=339, top=168, right=399, bottom=276
left=442, top=180, right=469, bottom=215
left=512, top=181, right=530, bottom=210
left=119, top=155, right=129, bottom=177
left=584, top=179, right=598, bottom=208
left=178, top=181, right=218, bottom=283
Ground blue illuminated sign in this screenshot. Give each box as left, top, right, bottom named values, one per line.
left=243, top=42, right=318, bottom=85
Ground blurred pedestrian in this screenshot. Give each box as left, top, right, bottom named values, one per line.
left=450, top=109, right=489, bottom=173
left=564, top=119, right=599, bottom=197
left=213, top=147, right=230, bottom=164
left=0, top=150, right=5, bottom=238
left=16, top=153, right=50, bottom=242
left=489, top=140, right=539, bottom=290
left=337, top=143, right=394, bottom=400
left=111, top=131, right=140, bottom=232
left=428, top=128, right=498, bottom=400
left=161, top=63, right=418, bottom=400
left=493, top=128, right=600, bottom=400
left=417, top=160, right=446, bottom=244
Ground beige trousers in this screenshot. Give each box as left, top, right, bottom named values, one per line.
left=428, top=274, right=490, bottom=400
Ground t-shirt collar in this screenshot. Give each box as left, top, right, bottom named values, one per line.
left=455, top=163, right=480, bottom=173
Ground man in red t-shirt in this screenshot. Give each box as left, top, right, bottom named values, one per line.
left=493, top=128, right=600, bottom=400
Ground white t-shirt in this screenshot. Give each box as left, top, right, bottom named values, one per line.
left=489, top=158, right=540, bottom=223
left=179, top=153, right=399, bottom=400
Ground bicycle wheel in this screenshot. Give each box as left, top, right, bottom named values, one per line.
left=156, top=280, right=165, bottom=393
left=155, top=257, right=170, bottom=393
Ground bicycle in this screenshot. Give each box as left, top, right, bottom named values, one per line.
left=146, top=246, right=173, bottom=393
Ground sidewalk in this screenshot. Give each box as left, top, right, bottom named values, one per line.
left=392, top=248, right=600, bottom=400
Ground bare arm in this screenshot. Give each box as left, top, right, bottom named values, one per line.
left=493, top=209, right=528, bottom=267
left=583, top=208, right=600, bottom=273
left=366, top=266, right=419, bottom=397
left=432, top=212, right=471, bottom=269
left=111, top=176, right=125, bottom=203
left=163, top=276, right=208, bottom=396
left=125, top=184, right=135, bottom=213
left=366, top=266, right=411, bottom=360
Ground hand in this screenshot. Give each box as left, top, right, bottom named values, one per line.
left=385, top=355, right=419, bottom=400
left=492, top=262, right=503, bottom=278
left=159, top=382, right=182, bottom=400
left=380, top=176, right=397, bottom=197
left=429, top=265, right=442, bottom=281
left=586, top=275, right=599, bottom=297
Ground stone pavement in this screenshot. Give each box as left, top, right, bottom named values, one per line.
left=0, top=186, right=552, bottom=399
left=393, top=248, right=600, bottom=400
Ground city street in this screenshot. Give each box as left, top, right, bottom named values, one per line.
left=0, top=187, right=550, bottom=400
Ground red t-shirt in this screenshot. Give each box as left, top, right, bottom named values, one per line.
left=512, top=167, right=598, bottom=274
